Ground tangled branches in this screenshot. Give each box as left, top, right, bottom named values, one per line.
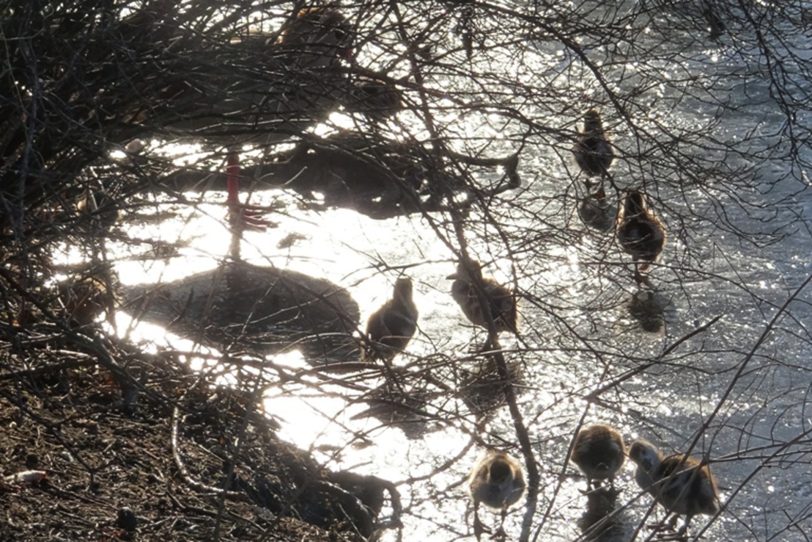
left=2, top=1, right=811, bottom=541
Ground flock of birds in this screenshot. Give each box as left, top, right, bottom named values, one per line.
left=360, top=262, right=718, bottom=540
left=467, top=426, right=720, bottom=541
left=62, top=5, right=707, bottom=540
left=361, top=108, right=668, bottom=359
left=359, top=246, right=715, bottom=540
left=355, top=112, right=702, bottom=540
left=361, top=257, right=517, bottom=363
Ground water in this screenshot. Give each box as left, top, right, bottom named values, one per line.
left=69, top=2, right=812, bottom=541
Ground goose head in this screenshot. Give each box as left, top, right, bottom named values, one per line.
left=393, top=276, right=414, bottom=304
left=583, top=110, right=604, bottom=135
left=623, top=190, right=648, bottom=217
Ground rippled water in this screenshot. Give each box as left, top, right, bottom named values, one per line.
left=62, top=2, right=812, bottom=541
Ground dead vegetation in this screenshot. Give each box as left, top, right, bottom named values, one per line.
left=2, top=1, right=812, bottom=542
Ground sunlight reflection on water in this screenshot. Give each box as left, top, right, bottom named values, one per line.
left=80, top=163, right=807, bottom=542
left=53, top=4, right=812, bottom=540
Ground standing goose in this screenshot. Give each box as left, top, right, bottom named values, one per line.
left=447, top=259, right=518, bottom=335
left=629, top=439, right=720, bottom=539
left=468, top=451, right=526, bottom=541
left=362, top=277, right=418, bottom=362
left=223, top=7, right=354, bottom=229
left=123, top=6, right=354, bottom=230
left=570, top=424, right=626, bottom=492
left=572, top=110, right=614, bottom=179
left=616, top=190, right=666, bottom=285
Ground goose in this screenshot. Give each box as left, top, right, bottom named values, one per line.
left=616, top=190, right=666, bottom=285
left=572, top=110, right=614, bottom=179
left=362, top=277, right=418, bottom=362
left=629, top=439, right=720, bottom=539
left=570, top=424, right=626, bottom=492
left=468, top=451, right=526, bottom=541
left=447, top=259, right=518, bottom=335
left=122, top=6, right=355, bottom=230
left=224, top=7, right=354, bottom=229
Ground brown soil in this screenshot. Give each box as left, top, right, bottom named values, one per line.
left=0, top=324, right=400, bottom=541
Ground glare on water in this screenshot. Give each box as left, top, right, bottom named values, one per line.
left=54, top=2, right=812, bottom=541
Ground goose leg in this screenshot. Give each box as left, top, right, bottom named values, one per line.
left=493, top=508, right=508, bottom=541
left=226, top=150, right=272, bottom=231
left=673, top=514, right=691, bottom=539
left=634, top=262, right=654, bottom=289
left=633, top=264, right=644, bottom=286
left=608, top=476, right=621, bottom=497
left=472, top=502, right=490, bottom=542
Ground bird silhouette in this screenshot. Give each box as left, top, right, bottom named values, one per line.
left=570, top=424, right=626, bottom=492
left=573, top=110, right=614, bottom=179
left=616, top=190, right=666, bottom=285
left=448, top=259, right=518, bottom=335
left=362, top=277, right=419, bottom=362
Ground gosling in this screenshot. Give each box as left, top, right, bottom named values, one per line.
left=570, top=424, right=626, bottom=492
left=362, top=277, right=418, bottom=362
left=616, top=190, right=666, bottom=285
left=629, top=438, right=720, bottom=539
left=448, top=259, right=518, bottom=335
left=468, top=451, right=526, bottom=541
left=572, top=110, right=614, bottom=178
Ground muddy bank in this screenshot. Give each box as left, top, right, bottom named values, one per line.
left=0, top=324, right=399, bottom=541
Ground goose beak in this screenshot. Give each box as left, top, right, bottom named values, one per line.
left=446, top=273, right=460, bottom=280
